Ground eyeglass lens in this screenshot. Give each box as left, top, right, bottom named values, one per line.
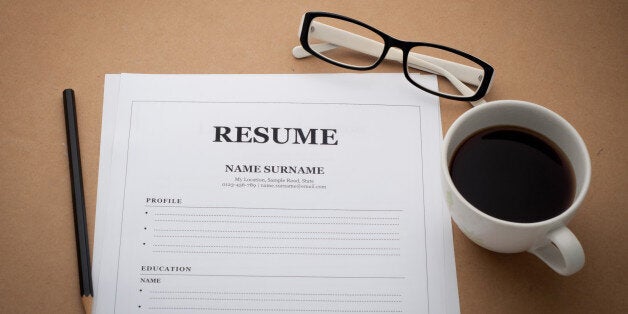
left=406, top=46, right=485, bottom=98
left=307, top=17, right=385, bottom=68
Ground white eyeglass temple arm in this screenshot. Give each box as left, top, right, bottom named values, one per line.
left=292, top=21, right=487, bottom=106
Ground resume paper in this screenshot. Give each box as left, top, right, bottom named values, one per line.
left=92, top=73, right=459, bottom=313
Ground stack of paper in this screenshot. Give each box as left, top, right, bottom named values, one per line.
left=92, top=73, right=459, bottom=313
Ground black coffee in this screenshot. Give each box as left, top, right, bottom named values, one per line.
left=449, top=126, right=575, bottom=223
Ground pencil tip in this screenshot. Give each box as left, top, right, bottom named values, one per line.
left=81, top=295, right=93, bottom=314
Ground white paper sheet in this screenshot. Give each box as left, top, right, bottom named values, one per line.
left=93, top=73, right=459, bottom=314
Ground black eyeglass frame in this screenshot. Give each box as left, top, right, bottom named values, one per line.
left=299, top=11, right=495, bottom=102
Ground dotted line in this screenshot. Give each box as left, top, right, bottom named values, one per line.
left=153, top=236, right=399, bottom=241
left=146, top=308, right=402, bottom=312
left=154, top=220, right=399, bottom=226
left=145, top=205, right=404, bottom=212
left=149, top=297, right=401, bottom=302
left=142, top=274, right=404, bottom=279
left=153, top=229, right=399, bottom=235
left=152, top=251, right=400, bottom=256
left=153, top=245, right=400, bottom=250
left=149, top=292, right=403, bottom=297
left=154, top=214, right=399, bottom=220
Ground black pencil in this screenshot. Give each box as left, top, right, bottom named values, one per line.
left=63, top=89, right=93, bottom=314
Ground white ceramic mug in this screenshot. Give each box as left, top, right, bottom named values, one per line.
left=442, top=100, right=591, bottom=276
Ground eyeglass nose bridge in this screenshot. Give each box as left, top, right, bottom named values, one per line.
left=372, top=36, right=414, bottom=70
left=385, top=36, right=412, bottom=51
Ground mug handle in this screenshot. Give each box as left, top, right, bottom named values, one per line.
left=529, top=227, right=585, bottom=276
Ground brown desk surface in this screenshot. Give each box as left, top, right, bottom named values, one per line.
left=1, top=1, right=626, bottom=313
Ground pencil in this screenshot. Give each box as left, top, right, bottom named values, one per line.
left=63, top=89, right=93, bottom=314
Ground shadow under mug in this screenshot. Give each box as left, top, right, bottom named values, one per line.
left=441, top=100, right=591, bottom=276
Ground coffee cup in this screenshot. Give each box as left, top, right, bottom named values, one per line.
left=442, top=100, right=591, bottom=276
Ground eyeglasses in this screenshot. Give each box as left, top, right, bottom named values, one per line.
left=292, top=12, right=494, bottom=103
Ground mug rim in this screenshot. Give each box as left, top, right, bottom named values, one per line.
left=442, top=99, right=592, bottom=228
